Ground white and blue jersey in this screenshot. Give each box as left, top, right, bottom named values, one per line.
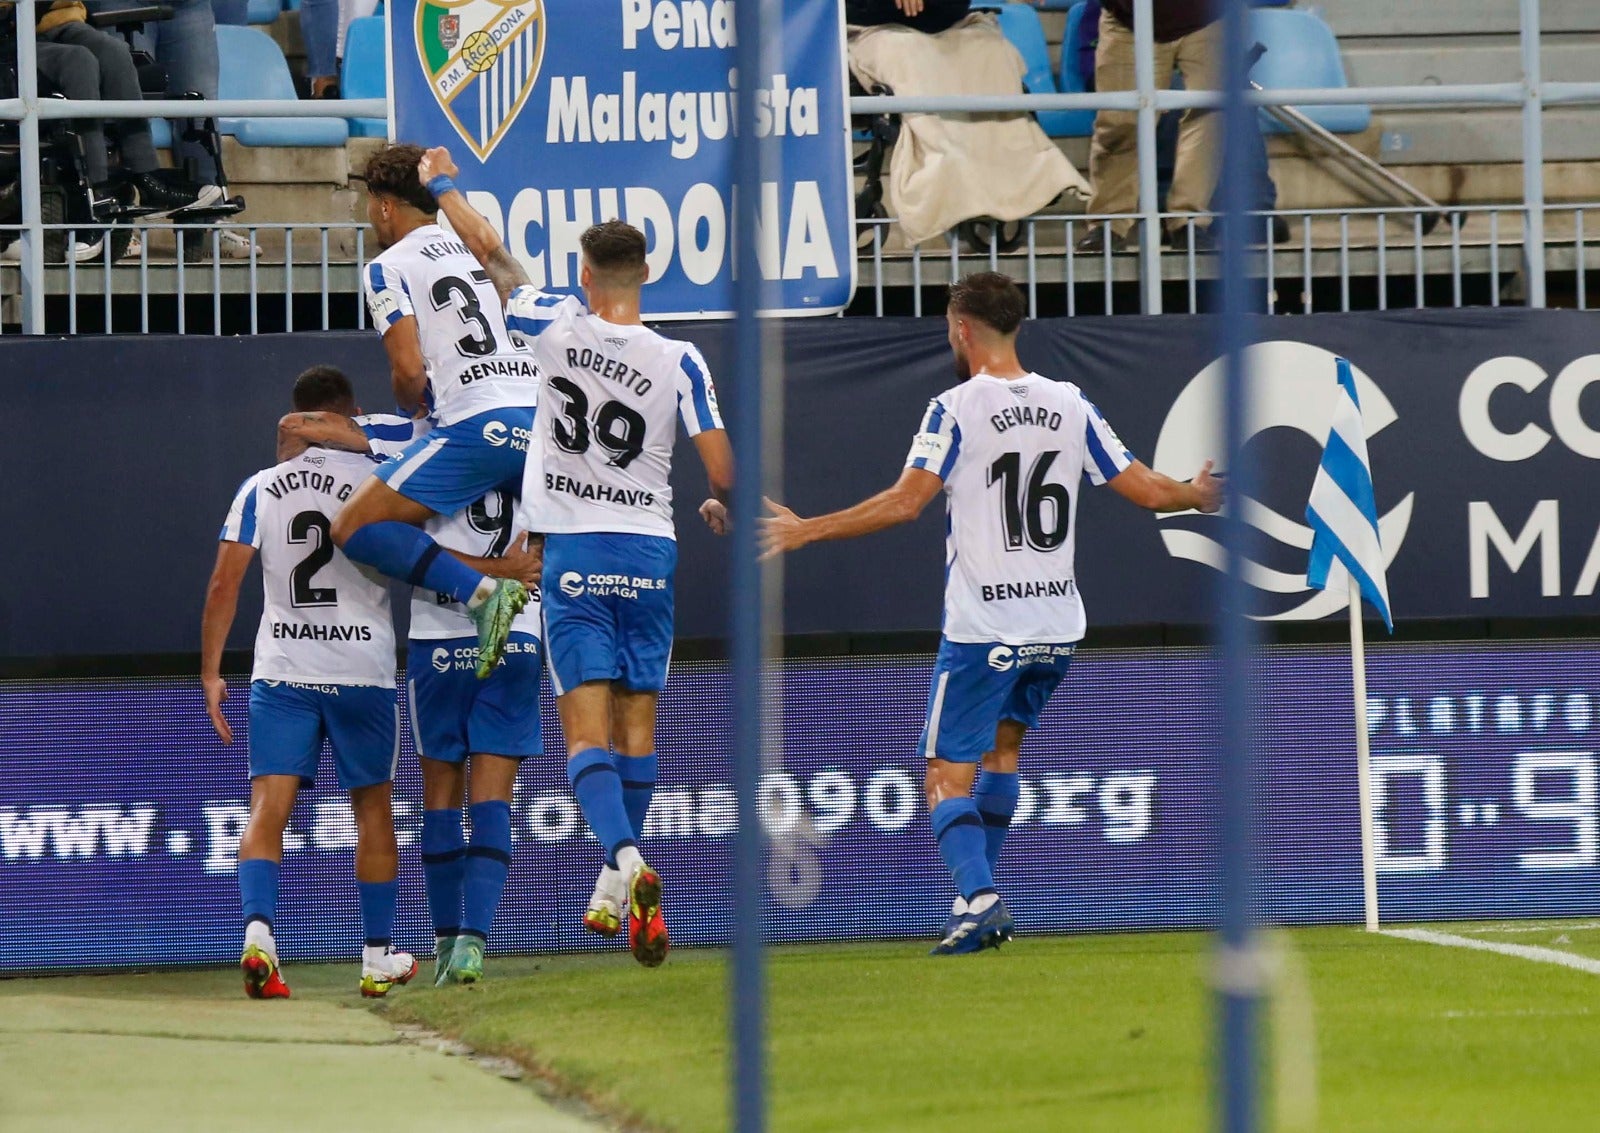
left=219, top=448, right=400, bottom=787
left=362, top=223, right=539, bottom=427
left=501, top=285, right=723, bottom=695
left=906, top=371, right=1134, bottom=760
left=907, top=371, right=1134, bottom=646
left=356, top=414, right=544, bottom=762
left=503, top=286, right=723, bottom=539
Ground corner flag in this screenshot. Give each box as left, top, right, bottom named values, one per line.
left=1306, top=357, right=1394, bottom=632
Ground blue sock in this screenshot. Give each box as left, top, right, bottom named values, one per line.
left=343, top=521, right=485, bottom=605
left=358, top=879, right=399, bottom=949
left=420, top=808, right=466, bottom=938
left=930, top=798, right=995, bottom=903
left=614, top=753, right=658, bottom=840
left=973, top=771, right=1020, bottom=873
left=462, top=801, right=513, bottom=941
left=238, top=857, right=279, bottom=931
left=567, top=747, right=635, bottom=868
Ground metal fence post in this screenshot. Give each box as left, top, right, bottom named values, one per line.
left=1519, top=0, right=1546, bottom=308
left=1133, top=0, right=1162, bottom=313
left=17, top=0, right=45, bottom=334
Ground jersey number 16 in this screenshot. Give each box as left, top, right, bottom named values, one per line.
left=988, top=450, right=1070, bottom=553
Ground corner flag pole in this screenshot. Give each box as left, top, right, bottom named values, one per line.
left=1347, top=576, right=1380, bottom=932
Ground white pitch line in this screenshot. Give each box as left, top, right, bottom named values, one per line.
left=1454, top=920, right=1600, bottom=935
left=1382, top=927, right=1600, bottom=976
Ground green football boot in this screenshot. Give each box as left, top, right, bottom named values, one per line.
left=469, top=579, right=528, bottom=679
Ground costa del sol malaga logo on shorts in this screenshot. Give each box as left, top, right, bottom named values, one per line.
left=417, top=0, right=547, bottom=161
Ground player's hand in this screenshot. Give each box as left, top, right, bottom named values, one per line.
left=895, top=0, right=926, bottom=16
left=417, top=146, right=459, bottom=187
left=1192, top=460, right=1224, bottom=514
left=758, top=498, right=809, bottom=559
left=204, top=675, right=232, bottom=745
left=493, top=533, right=544, bottom=587
left=700, top=498, right=730, bottom=536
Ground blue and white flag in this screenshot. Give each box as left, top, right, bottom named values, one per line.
left=1306, top=357, right=1394, bottom=631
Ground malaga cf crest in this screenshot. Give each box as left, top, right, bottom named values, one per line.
left=417, top=0, right=546, bottom=161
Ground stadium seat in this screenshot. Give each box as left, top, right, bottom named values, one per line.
left=247, top=0, right=280, bottom=23
left=1247, top=7, right=1371, bottom=134
left=214, top=25, right=349, bottom=147
left=992, top=3, right=1093, bottom=138
left=341, top=16, right=388, bottom=137
left=150, top=117, right=172, bottom=149
left=1053, top=0, right=1097, bottom=137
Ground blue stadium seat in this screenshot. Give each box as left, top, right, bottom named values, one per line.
left=1247, top=7, right=1371, bottom=134
left=247, top=0, right=279, bottom=23
left=150, top=118, right=172, bottom=149
left=214, top=25, right=349, bottom=146
left=1053, top=0, right=1097, bottom=137
left=992, top=2, right=1093, bottom=138
left=341, top=16, right=388, bottom=137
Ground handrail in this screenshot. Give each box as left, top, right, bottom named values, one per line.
left=0, top=97, right=388, bottom=120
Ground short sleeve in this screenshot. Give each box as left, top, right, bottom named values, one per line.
left=363, top=260, right=414, bottom=334
left=904, top=396, right=961, bottom=481
left=674, top=345, right=724, bottom=436
left=218, top=473, right=262, bottom=547
left=505, top=285, right=582, bottom=344
left=1080, top=395, right=1136, bottom=485
left=355, top=412, right=426, bottom=461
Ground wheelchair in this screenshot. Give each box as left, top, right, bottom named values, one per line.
left=0, top=3, right=244, bottom=263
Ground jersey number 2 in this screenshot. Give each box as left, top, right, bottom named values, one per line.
left=548, top=375, right=647, bottom=468
left=288, top=511, right=338, bottom=607
left=988, top=451, right=1070, bottom=552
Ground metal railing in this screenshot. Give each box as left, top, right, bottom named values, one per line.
left=4, top=0, right=1600, bottom=332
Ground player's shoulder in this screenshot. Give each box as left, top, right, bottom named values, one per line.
left=267, top=448, right=377, bottom=480
left=355, top=412, right=425, bottom=440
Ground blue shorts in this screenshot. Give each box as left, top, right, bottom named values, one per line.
left=917, top=639, right=1077, bottom=763
left=248, top=680, right=399, bottom=790
left=406, top=632, right=543, bottom=763
left=541, top=533, right=676, bottom=695
left=374, top=407, right=534, bottom=516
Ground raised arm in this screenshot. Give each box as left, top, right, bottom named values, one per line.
left=760, top=467, right=944, bottom=558
left=418, top=146, right=530, bottom=306
left=277, top=411, right=374, bottom=462
left=200, top=540, right=257, bottom=744
left=1107, top=459, right=1223, bottom=514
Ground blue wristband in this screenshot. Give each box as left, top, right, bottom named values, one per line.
left=425, top=174, right=456, bottom=198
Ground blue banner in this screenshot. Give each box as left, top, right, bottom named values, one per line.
left=7, top=642, right=1600, bottom=971
left=388, top=0, right=856, bottom=318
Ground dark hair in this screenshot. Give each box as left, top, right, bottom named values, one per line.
left=361, top=143, right=437, bottom=214
left=580, top=219, right=648, bottom=284
left=293, top=365, right=357, bottom=412
left=947, top=272, right=1026, bottom=336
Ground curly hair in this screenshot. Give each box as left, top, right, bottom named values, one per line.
left=360, top=143, right=437, bottom=214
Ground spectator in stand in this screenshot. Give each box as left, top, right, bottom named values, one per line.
left=337, top=0, right=379, bottom=67
left=300, top=0, right=340, bottom=97
left=846, top=0, right=971, bottom=35
left=1076, top=0, right=1219, bottom=253
left=6, top=1, right=209, bottom=213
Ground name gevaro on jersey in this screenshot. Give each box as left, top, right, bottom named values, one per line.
left=270, top=622, right=375, bottom=642
left=980, top=579, right=1078, bottom=601
left=990, top=406, right=1064, bottom=434
left=545, top=472, right=656, bottom=509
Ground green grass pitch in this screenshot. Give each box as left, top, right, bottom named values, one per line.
left=5, top=922, right=1600, bottom=1132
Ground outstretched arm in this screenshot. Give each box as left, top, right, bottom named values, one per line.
left=200, top=540, right=257, bottom=744
left=1107, top=459, right=1223, bottom=513
left=277, top=412, right=374, bottom=462
left=760, top=467, right=944, bottom=559
left=418, top=146, right=530, bottom=306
